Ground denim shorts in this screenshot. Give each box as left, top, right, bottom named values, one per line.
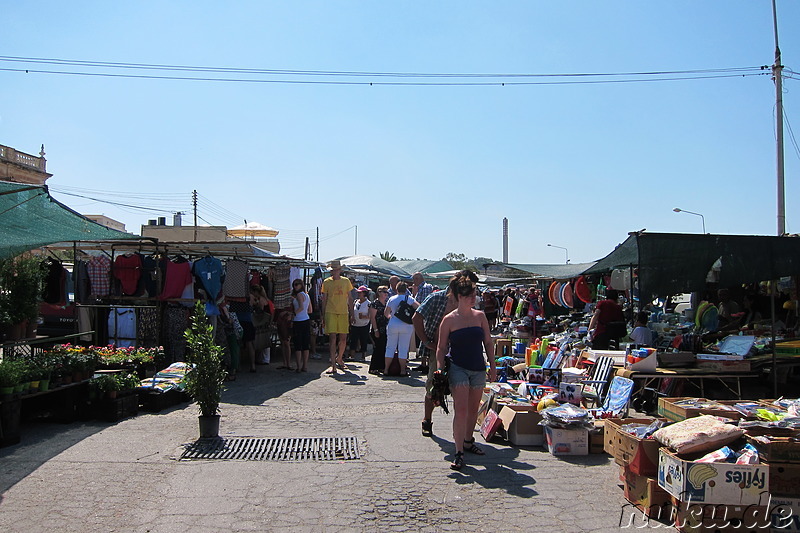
left=448, top=362, right=486, bottom=390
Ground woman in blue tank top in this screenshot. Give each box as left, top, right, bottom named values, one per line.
left=435, top=273, right=496, bottom=471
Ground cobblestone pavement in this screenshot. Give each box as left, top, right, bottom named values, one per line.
left=0, top=356, right=670, bottom=532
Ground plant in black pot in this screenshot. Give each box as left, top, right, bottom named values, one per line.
left=0, top=255, right=46, bottom=340
left=184, top=301, right=227, bottom=438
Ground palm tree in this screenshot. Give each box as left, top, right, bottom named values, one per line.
left=379, top=251, right=397, bottom=262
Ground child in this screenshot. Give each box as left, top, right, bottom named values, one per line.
left=629, top=311, right=653, bottom=347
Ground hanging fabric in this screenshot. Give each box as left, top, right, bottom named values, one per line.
left=114, top=253, right=142, bottom=296
left=108, top=307, right=136, bottom=348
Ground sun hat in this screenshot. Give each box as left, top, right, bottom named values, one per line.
left=327, top=260, right=342, bottom=269
left=357, top=285, right=369, bottom=292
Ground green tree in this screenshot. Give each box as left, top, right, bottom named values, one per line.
left=443, top=252, right=475, bottom=272
left=379, top=251, right=397, bottom=262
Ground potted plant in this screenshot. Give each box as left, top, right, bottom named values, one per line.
left=0, top=359, right=22, bottom=397
left=116, top=372, right=141, bottom=395
left=184, top=301, right=227, bottom=438
left=0, top=255, right=46, bottom=339
left=91, top=374, right=120, bottom=399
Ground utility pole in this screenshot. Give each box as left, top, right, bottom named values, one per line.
left=316, top=227, right=319, bottom=262
left=192, top=189, right=198, bottom=242
left=354, top=225, right=358, bottom=255
left=304, top=237, right=310, bottom=261
left=772, top=0, right=785, bottom=236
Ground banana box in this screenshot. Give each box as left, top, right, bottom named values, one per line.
left=657, top=448, right=769, bottom=506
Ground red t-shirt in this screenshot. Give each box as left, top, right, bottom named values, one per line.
left=595, top=299, right=624, bottom=335
left=114, top=254, right=142, bottom=296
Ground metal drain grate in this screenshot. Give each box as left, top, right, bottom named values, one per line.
left=181, top=436, right=361, bottom=461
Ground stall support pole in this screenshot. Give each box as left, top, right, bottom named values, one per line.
left=771, top=285, right=777, bottom=398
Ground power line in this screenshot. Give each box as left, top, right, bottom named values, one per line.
left=0, top=55, right=764, bottom=78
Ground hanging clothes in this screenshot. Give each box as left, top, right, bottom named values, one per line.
left=272, top=264, right=292, bottom=309
left=73, top=260, right=92, bottom=304
left=114, top=253, right=142, bottom=296
left=136, top=307, right=159, bottom=348
left=87, top=254, right=112, bottom=297
left=160, top=258, right=193, bottom=300
left=289, top=266, right=302, bottom=286
left=42, top=258, right=67, bottom=305
left=137, top=255, right=160, bottom=297
left=223, top=258, right=250, bottom=299
left=193, top=255, right=224, bottom=315
left=108, top=307, right=137, bottom=348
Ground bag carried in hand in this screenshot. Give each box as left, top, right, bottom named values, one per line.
left=387, top=354, right=401, bottom=376
left=394, top=296, right=415, bottom=324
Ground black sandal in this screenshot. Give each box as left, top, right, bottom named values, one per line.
left=450, top=451, right=464, bottom=470
left=463, top=438, right=485, bottom=455
left=421, top=420, right=433, bottom=437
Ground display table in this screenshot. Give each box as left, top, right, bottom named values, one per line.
left=616, top=367, right=759, bottom=399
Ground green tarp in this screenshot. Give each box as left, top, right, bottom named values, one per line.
left=583, top=232, right=800, bottom=300
left=0, top=181, right=140, bottom=258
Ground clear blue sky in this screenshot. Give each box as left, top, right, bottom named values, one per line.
left=2, top=1, right=798, bottom=264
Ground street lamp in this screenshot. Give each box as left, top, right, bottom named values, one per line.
left=672, top=208, right=706, bottom=234
left=547, top=243, right=569, bottom=264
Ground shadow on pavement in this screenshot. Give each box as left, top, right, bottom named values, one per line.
left=0, top=420, right=107, bottom=500
left=429, top=433, right=538, bottom=497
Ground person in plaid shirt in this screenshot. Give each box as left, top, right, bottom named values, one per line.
left=411, top=272, right=435, bottom=370
left=413, top=270, right=477, bottom=437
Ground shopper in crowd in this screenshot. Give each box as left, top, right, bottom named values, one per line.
left=481, top=289, right=499, bottom=329
left=387, top=275, right=401, bottom=297
left=291, top=279, right=312, bottom=373
left=242, top=285, right=268, bottom=372
left=368, top=285, right=390, bottom=375
left=413, top=271, right=469, bottom=437
left=629, top=311, right=653, bottom=346
left=411, top=272, right=435, bottom=371
left=349, top=286, right=371, bottom=362
left=321, top=260, right=354, bottom=375
left=384, top=281, right=419, bottom=376
left=588, top=289, right=626, bottom=349
left=435, top=272, right=496, bottom=471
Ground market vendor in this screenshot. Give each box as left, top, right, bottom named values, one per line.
left=588, top=289, right=625, bottom=350
left=716, top=288, right=740, bottom=329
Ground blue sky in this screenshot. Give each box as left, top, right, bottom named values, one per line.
left=2, top=1, right=798, bottom=264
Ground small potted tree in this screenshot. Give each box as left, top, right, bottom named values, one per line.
left=184, top=301, right=227, bottom=438
left=0, top=255, right=46, bottom=340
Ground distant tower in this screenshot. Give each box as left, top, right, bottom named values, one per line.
left=502, top=217, right=509, bottom=263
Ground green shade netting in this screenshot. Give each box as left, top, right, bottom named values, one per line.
left=0, top=181, right=140, bottom=258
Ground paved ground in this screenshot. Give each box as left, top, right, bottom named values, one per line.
left=0, top=355, right=665, bottom=532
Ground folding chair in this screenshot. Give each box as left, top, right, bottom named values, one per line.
left=591, top=376, right=634, bottom=418
left=580, top=356, right=615, bottom=408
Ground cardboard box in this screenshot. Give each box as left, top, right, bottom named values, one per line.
left=622, top=468, right=672, bottom=519
left=498, top=405, right=543, bottom=446
left=770, top=497, right=800, bottom=533
left=626, top=351, right=658, bottom=372
left=670, top=497, right=771, bottom=533
left=604, top=417, right=664, bottom=476
left=657, top=448, right=770, bottom=506
left=590, top=425, right=605, bottom=454
left=746, top=435, right=800, bottom=464
left=544, top=426, right=589, bottom=456
left=480, top=409, right=503, bottom=441
left=657, top=397, right=746, bottom=423
left=695, top=360, right=752, bottom=372
left=769, top=462, right=800, bottom=497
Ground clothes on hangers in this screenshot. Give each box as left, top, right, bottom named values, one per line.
left=73, top=260, right=91, bottom=303
left=114, top=253, right=142, bottom=296
left=223, top=258, right=249, bottom=299
left=272, top=264, right=292, bottom=309
left=87, top=254, right=112, bottom=297
left=42, top=258, right=67, bottom=305
left=160, top=258, right=193, bottom=300
left=193, top=255, right=225, bottom=308
left=108, top=307, right=136, bottom=348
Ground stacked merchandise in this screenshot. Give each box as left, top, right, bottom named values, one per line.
left=607, top=397, right=800, bottom=532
